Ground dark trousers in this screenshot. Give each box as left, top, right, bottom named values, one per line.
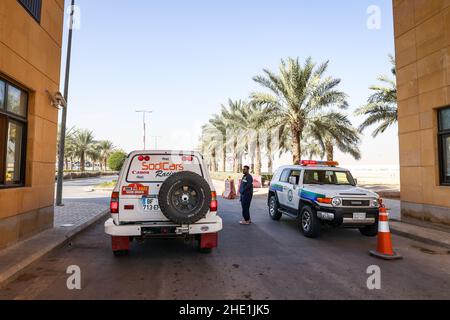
left=241, top=195, right=253, bottom=221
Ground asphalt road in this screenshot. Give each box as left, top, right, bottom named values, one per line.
left=1, top=195, right=450, bottom=300
left=58, top=175, right=118, bottom=205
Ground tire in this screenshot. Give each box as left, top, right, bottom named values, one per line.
left=268, top=195, right=282, bottom=221
left=359, top=223, right=379, bottom=237
left=158, top=171, right=212, bottom=224
left=198, top=247, right=213, bottom=254
left=299, top=206, right=321, bottom=238
left=113, top=250, right=129, bottom=257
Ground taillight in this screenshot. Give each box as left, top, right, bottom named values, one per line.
left=110, top=191, right=119, bottom=214
left=210, top=191, right=218, bottom=212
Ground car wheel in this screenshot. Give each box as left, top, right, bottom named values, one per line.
left=299, top=206, right=321, bottom=238
left=159, top=171, right=212, bottom=224
left=359, top=223, right=378, bottom=237
left=198, top=247, right=213, bottom=254
left=268, top=195, right=282, bottom=221
left=113, top=250, right=129, bottom=257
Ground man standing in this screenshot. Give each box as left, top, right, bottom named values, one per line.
left=239, top=166, right=254, bottom=225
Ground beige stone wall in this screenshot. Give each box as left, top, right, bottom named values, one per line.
left=393, top=0, right=450, bottom=225
left=0, top=0, right=64, bottom=248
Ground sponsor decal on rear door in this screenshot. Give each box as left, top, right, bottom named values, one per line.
left=126, top=154, right=202, bottom=182
left=121, top=184, right=149, bottom=196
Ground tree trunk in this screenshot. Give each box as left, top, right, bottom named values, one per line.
left=210, top=149, right=217, bottom=172
left=325, top=140, right=334, bottom=161
left=266, top=134, right=273, bottom=174
left=80, top=152, right=85, bottom=172
left=233, top=139, right=239, bottom=173
left=291, top=127, right=302, bottom=165
left=255, top=133, right=262, bottom=176
left=222, top=144, right=226, bottom=172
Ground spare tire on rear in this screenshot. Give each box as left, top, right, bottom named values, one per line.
left=158, top=171, right=212, bottom=224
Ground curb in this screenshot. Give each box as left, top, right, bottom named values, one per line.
left=0, top=209, right=109, bottom=286
left=390, top=224, right=450, bottom=250
left=93, top=187, right=114, bottom=192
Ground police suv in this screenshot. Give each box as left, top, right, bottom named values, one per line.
left=105, top=150, right=222, bottom=256
left=268, top=161, right=381, bottom=238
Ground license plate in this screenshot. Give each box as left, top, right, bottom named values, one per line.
left=353, top=212, right=366, bottom=220
left=141, top=196, right=159, bottom=211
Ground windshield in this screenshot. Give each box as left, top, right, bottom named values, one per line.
left=303, top=170, right=355, bottom=186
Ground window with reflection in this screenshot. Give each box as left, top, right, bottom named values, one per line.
left=0, top=77, right=27, bottom=187
left=0, top=80, right=5, bottom=109
left=439, top=107, right=450, bottom=185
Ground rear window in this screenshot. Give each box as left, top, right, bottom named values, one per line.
left=126, top=153, right=203, bottom=183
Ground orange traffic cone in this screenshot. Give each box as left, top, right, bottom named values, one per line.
left=369, top=206, right=402, bottom=260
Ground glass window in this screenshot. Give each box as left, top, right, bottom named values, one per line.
left=442, top=136, right=450, bottom=183
left=439, top=107, right=450, bottom=185
left=5, top=121, right=24, bottom=184
left=304, top=170, right=355, bottom=186
left=18, top=0, right=42, bottom=23
left=0, top=80, right=5, bottom=109
left=279, top=169, right=291, bottom=183
left=439, top=108, right=450, bottom=131
left=7, top=84, right=27, bottom=117
left=0, top=77, right=28, bottom=187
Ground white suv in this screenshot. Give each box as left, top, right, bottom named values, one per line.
left=268, top=161, right=381, bottom=238
left=104, top=150, right=223, bottom=256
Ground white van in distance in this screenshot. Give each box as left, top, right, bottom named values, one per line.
left=104, top=150, right=223, bottom=256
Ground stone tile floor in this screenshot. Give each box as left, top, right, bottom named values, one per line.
left=54, top=200, right=108, bottom=228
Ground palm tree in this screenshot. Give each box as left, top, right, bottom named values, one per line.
left=302, top=138, right=325, bottom=160
left=307, top=112, right=361, bottom=161
left=251, top=57, right=348, bottom=164
left=72, top=129, right=95, bottom=172
left=57, top=126, right=77, bottom=170
left=221, top=100, right=247, bottom=173
left=355, top=55, right=397, bottom=137
left=87, top=143, right=102, bottom=171
left=208, top=114, right=228, bottom=172
left=65, top=134, right=77, bottom=170
left=226, top=101, right=278, bottom=176
left=98, top=140, right=115, bottom=171
left=201, top=124, right=219, bottom=172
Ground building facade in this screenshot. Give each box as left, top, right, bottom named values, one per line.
left=394, top=0, right=450, bottom=225
left=0, top=0, right=64, bottom=249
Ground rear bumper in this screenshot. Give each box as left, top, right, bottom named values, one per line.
left=104, top=216, right=223, bottom=237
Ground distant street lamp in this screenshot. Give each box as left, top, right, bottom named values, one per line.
left=136, top=110, right=153, bottom=150
left=56, top=0, right=76, bottom=207
left=151, top=136, right=162, bottom=150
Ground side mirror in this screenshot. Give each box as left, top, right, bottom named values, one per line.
left=289, top=176, right=297, bottom=185
left=354, top=178, right=358, bottom=185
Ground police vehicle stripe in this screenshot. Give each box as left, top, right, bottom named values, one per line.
left=299, top=189, right=326, bottom=202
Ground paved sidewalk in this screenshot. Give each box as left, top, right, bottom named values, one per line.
left=0, top=201, right=108, bottom=286
left=54, top=200, right=108, bottom=228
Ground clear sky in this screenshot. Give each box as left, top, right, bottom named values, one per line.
left=60, top=0, right=398, bottom=166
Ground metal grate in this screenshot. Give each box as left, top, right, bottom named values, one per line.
left=18, top=0, right=42, bottom=23
left=342, top=200, right=370, bottom=207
